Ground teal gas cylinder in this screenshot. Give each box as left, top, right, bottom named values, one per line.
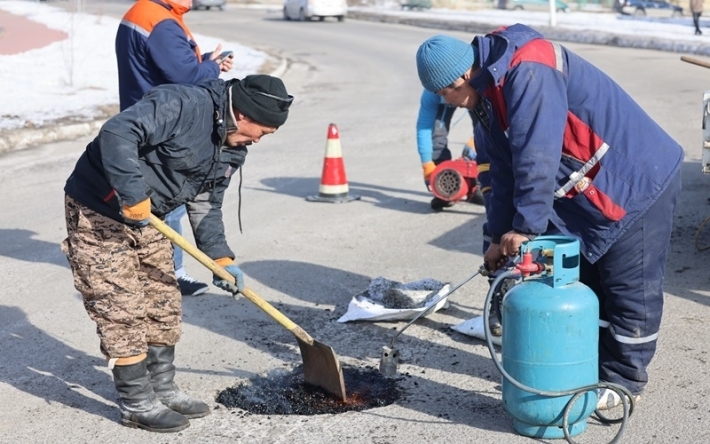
left=502, top=236, right=598, bottom=439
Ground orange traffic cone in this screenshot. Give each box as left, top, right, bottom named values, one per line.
left=307, top=123, right=360, bottom=203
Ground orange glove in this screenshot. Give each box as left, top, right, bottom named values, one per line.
left=422, top=161, right=436, bottom=189
left=121, top=198, right=151, bottom=227
left=214, top=258, right=234, bottom=267
left=422, top=161, right=436, bottom=181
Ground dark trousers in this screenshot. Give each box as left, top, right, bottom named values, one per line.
left=579, top=172, right=681, bottom=395
left=432, top=146, right=452, bottom=166
left=693, top=12, right=702, bottom=34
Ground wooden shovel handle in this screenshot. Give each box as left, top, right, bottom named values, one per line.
left=148, top=214, right=314, bottom=345
left=681, top=56, right=710, bottom=70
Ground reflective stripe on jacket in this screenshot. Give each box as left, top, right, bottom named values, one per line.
left=116, top=0, right=219, bottom=110
left=471, top=24, right=683, bottom=263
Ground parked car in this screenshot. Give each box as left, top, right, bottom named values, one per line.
left=193, top=0, right=226, bottom=10
left=501, top=0, right=569, bottom=12
left=614, top=0, right=683, bottom=17
left=401, top=0, right=432, bottom=10
left=283, top=0, right=348, bottom=21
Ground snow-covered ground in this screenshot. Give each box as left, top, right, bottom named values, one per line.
left=0, top=1, right=266, bottom=130
left=355, top=3, right=710, bottom=45
left=1, top=0, right=708, bottom=131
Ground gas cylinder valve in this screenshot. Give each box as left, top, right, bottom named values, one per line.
left=515, top=250, right=545, bottom=277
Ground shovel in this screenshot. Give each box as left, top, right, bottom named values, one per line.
left=379, top=266, right=485, bottom=376
left=149, top=215, right=347, bottom=401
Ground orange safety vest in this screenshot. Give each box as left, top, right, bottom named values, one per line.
left=121, top=0, right=202, bottom=62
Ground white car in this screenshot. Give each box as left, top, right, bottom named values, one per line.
left=283, top=0, right=347, bottom=21
left=193, top=0, right=226, bottom=10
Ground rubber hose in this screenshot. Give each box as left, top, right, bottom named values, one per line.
left=483, top=270, right=634, bottom=444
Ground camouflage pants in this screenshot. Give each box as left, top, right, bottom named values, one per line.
left=61, top=195, right=182, bottom=358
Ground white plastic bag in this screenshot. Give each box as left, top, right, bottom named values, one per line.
left=450, top=316, right=502, bottom=346
left=337, top=277, right=450, bottom=323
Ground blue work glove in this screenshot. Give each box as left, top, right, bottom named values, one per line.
left=213, top=258, right=245, bottom=294
left=462, top=145, right=476, bottom=161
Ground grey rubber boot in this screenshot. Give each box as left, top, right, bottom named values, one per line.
left=147, top=345, right=211, bottom=419
left=111, top=359, right=190, bottom=433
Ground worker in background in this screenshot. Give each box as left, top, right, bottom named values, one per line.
left=116, top=0, right=235, bottom=296
left=416, top=89, right=481, bottom=210
left=62, top=75, right=292, bottom=432
left=416, top=26, right=682, bottom=411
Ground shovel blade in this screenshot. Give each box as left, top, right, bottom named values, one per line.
left=379, top=346, right=399, bottom=377
left=296, top=337, right=347, bottom=401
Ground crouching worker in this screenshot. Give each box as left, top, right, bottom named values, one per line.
left=416, top=88, right=479, bottom=210
left=61, top=75, right=292, bottom=432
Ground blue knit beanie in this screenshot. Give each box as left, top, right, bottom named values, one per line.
left=416, top=35, right=477, bottom=93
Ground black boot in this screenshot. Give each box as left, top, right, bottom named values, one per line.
left=488, top=299, right=503, bottom=337
left=488, top=278, right=503, bottom=337
left=430, top=197, right=455, bottom=211
left=112, top=359, right=189, bottom=433
left=147, top=345, right=211, bottom=419
left=466, top=186, right=485, bottom=206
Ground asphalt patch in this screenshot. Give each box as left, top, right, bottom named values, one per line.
left=216, top=365, right=401, bottom=415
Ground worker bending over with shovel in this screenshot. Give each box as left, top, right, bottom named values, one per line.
left=416, top=25, right=682, bottom=411
left=61, top=75, right=291, bottom=432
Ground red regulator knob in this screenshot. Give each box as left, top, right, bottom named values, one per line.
left=515, top=250, right=545, bottom=277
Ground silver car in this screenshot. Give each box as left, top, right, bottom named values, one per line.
left=193, top=0, right=226, bottom=10
left=283, top=0, right=347, bottom=21
left=615, top=0, right=683, bottom=17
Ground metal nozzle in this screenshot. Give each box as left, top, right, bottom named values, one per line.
left=379, top=346, right=399, bottom=377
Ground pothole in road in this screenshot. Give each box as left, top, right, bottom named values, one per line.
left=216, top=365, right=400, bottom=415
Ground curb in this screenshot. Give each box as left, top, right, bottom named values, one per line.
left=269, top=55, right=289, bottom=79
left=346, top=9, right=710, bottom=57
left=0, top=120, right=108, bottom=155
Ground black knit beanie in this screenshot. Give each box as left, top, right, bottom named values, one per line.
left=231, top=75, right=291, bottom=128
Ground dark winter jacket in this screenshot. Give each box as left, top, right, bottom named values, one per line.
left=116, top=0, right=220, bottom=111
left=470, top=24, right=684, bottom=263
left=64, top=79, right=243, bottom=260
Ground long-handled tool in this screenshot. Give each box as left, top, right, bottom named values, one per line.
left=149, top=215, right=347, bottom=401
left=379, top=265, right=486, bottom=376
left=681, top=55, right=710, bottom=69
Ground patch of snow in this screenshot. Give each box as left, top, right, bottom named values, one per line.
left=0, top=1, right=266, bottom=130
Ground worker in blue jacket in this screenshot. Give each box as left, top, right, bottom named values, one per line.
left=116, top=0, right=234, bottom=296
left=116, top=0, right=232, bottom=110
left=416, top=25, right=683, bottom=411
left=416, top=89, right=479, bottom=210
